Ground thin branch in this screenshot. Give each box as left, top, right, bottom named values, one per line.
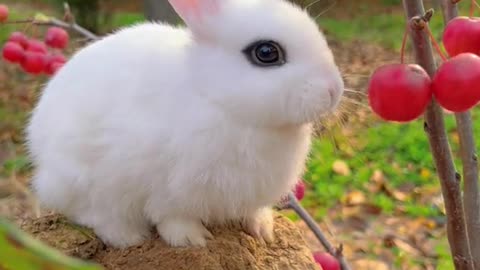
left=49, top=18, right=99, bottom=41
left=402, top=1, right=473, bottom=269
left=456, top=113, right=480, bottom=267
left=287, top=193, right=351, bottom=270
left=4, top=17, right=99, bottom=41
left=438, top=0, right=480, bottom=268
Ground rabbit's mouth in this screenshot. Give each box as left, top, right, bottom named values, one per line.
left=287, top=78, right=344, bottom=125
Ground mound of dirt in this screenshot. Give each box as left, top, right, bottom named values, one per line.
left=20, top=213, right=321, bottom=270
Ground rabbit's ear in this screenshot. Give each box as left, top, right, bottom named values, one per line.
left=169, top=0, right=220, bottom=27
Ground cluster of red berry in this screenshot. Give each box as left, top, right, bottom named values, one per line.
left=0, top=4, right=69, bottom=76
left=368, top=12, right=480, bottom=122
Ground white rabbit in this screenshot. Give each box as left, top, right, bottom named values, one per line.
left=26, top=0, right=344, bottom=248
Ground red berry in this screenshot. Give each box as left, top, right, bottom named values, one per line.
left=0, top=4, right=8, bottom=23
left=44, top=54, right=67, bottom=75
left=313, top=252, right=340, bottom=270
left=49, top=62, right=64, bottom=75
left=26, top=40, right=48, bottom=54
left=367, top=64, right=432, bottom=122
left=432, top=53, right=480, bottom=112
left=21, top=51, right=47, bottom=74
left=8, top=32, right=29, bottom=49
left=2, top=42, right=25, bottom=63
left=294, top=180, right=305, bottom=201
left=443, top=16, right=480, bottom=57
left=45, top=27, right=69, bottom=49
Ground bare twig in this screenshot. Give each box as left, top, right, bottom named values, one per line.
left=402, top=1, right=473, bottom=269
left=5, top=18, right=99, bottom=41
left=456, top=113, right=480, bottom=267
left=287, top=193, right=351, bottom=270
left=48, top=17, right=99, bottom=40
left=438, top=0, right=480, bottom=268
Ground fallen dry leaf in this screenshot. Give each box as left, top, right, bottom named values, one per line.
left=367, top=170, right=409, bottom=202
left=383, top=234, right=422, bottom=257
left=367, top=169, right=386, bottom=192
left=450, top=131, right=460, bottom=144
left=342, top=190, right=366, bottom=206
left=332, top=160, right=351, bottom=176
left=381, top=183, right=409, bottom=202
left=420, top=168, right=432, bottom=180
left=341, top=204, right=382, bottom=219
left=371, top=170, right=385, bottom=182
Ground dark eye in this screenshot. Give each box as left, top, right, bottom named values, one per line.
left=243, top=40, right=286, bottom=67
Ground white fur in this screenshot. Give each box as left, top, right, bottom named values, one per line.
left=26, top=0, right=344, bottom=248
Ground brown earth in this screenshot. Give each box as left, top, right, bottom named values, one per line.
left=20, top=213, right=321, bottom=270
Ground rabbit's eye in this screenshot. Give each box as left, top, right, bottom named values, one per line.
left=243, top=40, right=286, bottom=67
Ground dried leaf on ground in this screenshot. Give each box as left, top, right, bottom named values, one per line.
left=332, top=160, right=351, bottom=176
left=341, top=190, right=366, bottom=206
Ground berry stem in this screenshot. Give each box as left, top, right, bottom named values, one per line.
left=287, top=193, right=351, bottom=270
left=424, top=24, right=448, bottom=61
left=400, top=23, right=409, bottom=64
left=3, top=18, right=98, bottom=41
left=471, top=0, right=475, bottom=17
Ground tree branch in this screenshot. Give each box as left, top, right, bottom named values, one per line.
left=6, top=17, right=99, bottom=41
left=438, top=1, right=480, bottom=268
left=48, top=18, right=99, bottom=41
left=287, top=193, right=351, bottom=270
left=401, top=1, right=473, bottom=269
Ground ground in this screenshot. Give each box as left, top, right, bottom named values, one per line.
left=1, top=1, right=478, bottom=269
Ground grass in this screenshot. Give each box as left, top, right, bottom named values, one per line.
left=318, top=1, right=472, bottom=51
left=304, top=107, right=480, bottom=212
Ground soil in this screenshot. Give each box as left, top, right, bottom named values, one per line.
left=20, top=214, right=321, bottom=270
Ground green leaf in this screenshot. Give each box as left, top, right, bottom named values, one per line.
left=0, top=218, right=103, bottom=270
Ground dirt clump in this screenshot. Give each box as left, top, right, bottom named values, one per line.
left=20, top=213, right=321, bottom=270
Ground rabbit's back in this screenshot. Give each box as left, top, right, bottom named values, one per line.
left=27, top=22, right=192, bottom=159
left=26, top=23, right=198, bottom=212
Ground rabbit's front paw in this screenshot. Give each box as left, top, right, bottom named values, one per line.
left=157, top=217, right=213, bottom=247
left=95, top=221, right=151, bottom=248
left=242, top=208, right=274, bottom=243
